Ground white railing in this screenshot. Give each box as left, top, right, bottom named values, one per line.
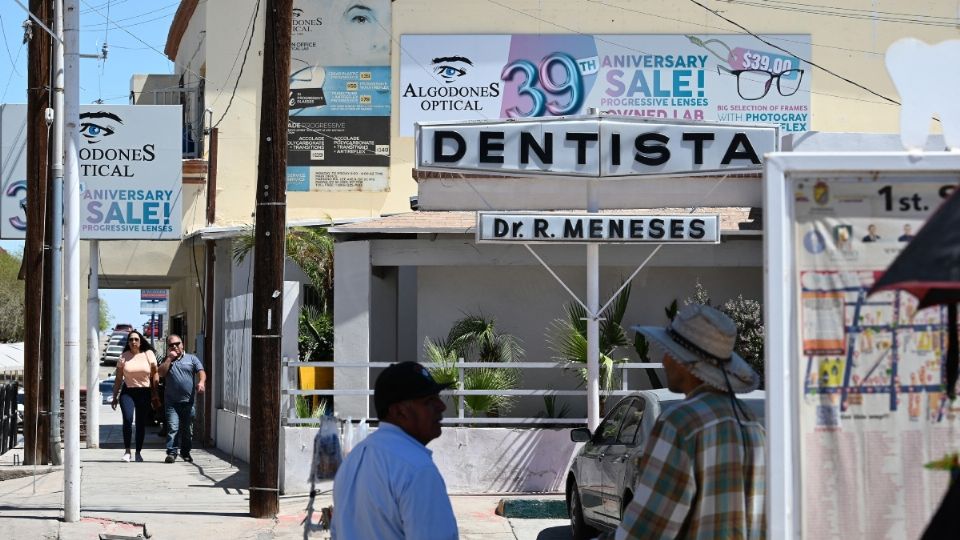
left=281, top=359, right=665, bottom=426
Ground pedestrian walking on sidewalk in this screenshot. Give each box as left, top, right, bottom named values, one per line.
left=110, top=330, right=160, bottom=463
left=332, top=362, right=458, bottom=540
left=615, top=304, right=766, bottom=540
left=158, top=334, right=205, bottom=463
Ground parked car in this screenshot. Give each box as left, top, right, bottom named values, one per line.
left=113, top=323, right=134, bottom=333
left=99, top=376, right=115, bottom=404
left=565, top=389, right=765, bottom=539
left=100, top=332, right=128, bottom=366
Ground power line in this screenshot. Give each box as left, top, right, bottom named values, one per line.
left=1, top=41, right=25, bottom=103
left=213, top=0, right=262, bottom=129
left=585, top=0, right=884, bottom=57
left=726, top=0, right=960, bottom=27
left=0, top=14, right=22, bottom=77
left=686, top=0, right=900, bottom=106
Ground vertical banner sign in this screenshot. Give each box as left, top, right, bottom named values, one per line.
left=140, top=289, right=169, bottom=315
left=0, top=104, right=182, bottom=240
left=287, top=0, right=392, bottom=192
left=794, top=177, right=960, bottom=538
left=400, top=34, right=811, bottom=136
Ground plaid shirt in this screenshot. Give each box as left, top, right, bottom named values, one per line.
left=615, top=386, right=766, bottom=540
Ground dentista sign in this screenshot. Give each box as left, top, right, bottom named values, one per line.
left=416, top=117, right=778, bottom=178
left=476, top=212, right=720, bottom=244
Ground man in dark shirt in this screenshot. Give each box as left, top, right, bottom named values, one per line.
left=158, top=334, right=205, bottom=463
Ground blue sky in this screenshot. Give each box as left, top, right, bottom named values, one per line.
left=1, top=0, right=179, bottom=331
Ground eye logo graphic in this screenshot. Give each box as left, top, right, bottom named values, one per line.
left=79, top=111, right=123, bottom=144
left=292, top=7, right=303, bottom=18
left=4, top=180, right=28, bottom=231
left=431, top=55, right=473, bottom=83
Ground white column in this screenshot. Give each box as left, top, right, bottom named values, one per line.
left=333, top=241, right=371, bottom=419
left=586, top=178, right=601, bottom=432
left=62, top=0, right=81, bottom=522
left=86, top=241, right=99, bottom=448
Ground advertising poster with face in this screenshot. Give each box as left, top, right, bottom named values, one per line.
left=287, top=0, right=391, bottom=192
left=792, top=176, right=960, bottom=538
left=0, top=104, right=182, bottom=240
left=399, top=34, right=811, bottom=136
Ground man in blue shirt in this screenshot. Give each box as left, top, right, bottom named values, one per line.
left=158, top=334, right=205, bottom=463
left=332, top=362, right=458, bottom=539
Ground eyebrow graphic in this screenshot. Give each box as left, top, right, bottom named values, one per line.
left=348, top=4, right=373, bottom=12
left=79, top=111, right=123, bottom=123
left=431, top=56, right=473, bottom=66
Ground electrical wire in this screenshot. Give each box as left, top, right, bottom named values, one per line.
left=81, top=1, right=180, bottom=30
left=0, top=14, right=22, bottom=77
left=686, top=0, right=901, bottom=106
left=212, top=0, right=261, bottom=129
left=584, top=0, right=885, bottom=57
left=0, top=41, right=25, bottom=103
left=725, top=0, right=960, bottom=27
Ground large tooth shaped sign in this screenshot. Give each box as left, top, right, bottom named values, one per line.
left=886, top=38, right=960, bottom=151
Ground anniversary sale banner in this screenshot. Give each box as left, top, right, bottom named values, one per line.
left=399, top=34, right=811, bottom=136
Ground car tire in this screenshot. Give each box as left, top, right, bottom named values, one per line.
left=568, top=480, right=599, bottom=540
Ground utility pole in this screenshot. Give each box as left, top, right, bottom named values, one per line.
left=48, top=0, right=65, bottom=465
left=63, top=0, right=81, bottom=522
left=24, top=0, right=53, bottom=467
left=249, top=0, right=292, bottom=518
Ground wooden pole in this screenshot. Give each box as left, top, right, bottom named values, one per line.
left=203, top=129, right=218, bottom=445
left=23, top=0, right=53, bottom=466
left=249, top=0, right=292, bottom=518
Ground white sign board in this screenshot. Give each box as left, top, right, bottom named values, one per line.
left=476, top=212, right=720, bottom=244
left=399, top=34, right=811, bottom=136
left=0, top=104, right=182, bottom=239
left=140, top=288, right=169, bottom=315
left=416, top=116, right=777, bottom=178
left=763, top=153, right=960, bottom=539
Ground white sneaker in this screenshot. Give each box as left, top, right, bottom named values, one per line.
left=121, top=452, right=131, bottom=462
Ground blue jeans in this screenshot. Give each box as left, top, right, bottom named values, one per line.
left=165, top=402, right=195, bottom=456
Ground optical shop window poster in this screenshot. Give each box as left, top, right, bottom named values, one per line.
left=793, top=177, right=960, bottom=539
left=399, top=34, right=811, bottom=136
left=287, top=0, right=391, bottom=192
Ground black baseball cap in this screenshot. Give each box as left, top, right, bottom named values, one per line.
left=374, top=362, right=453, bottom=419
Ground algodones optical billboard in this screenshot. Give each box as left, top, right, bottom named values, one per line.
left=399, top=34, right=811, bottom=136
left=0, top=104, right=182, bottom=240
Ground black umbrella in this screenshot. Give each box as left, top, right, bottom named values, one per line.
left=869, top=185, right=960, bottom=399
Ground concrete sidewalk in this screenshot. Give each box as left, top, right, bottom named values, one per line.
left=0, top=402, right=570, bottom=539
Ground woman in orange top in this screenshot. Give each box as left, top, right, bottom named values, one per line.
left=110, top=330, right=160, bottom=462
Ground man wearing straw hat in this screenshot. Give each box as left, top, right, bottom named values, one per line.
left=615, top=304, right=766, bottom=540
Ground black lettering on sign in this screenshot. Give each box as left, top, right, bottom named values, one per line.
left=608, top=219, right=624, bottom=238
left=682, top=132, right=714, bottom=165
left=634, top=133, right=670, bottom=166
left=563, top=219, right=584, bottom=238
left=434, top=130, right=466, bottom=163
left=689, top=219, right=706, bottom=239
left=610, top=133, right=621, bottom=166
left=649, top=218, right=665, bottom=239
left=720, top=132, right=760, bottom=165
left=533, top=218, right=549, bottom=238
left=520, top=132, right=553, bottom=165
left=669, top=219, right=685, bottom=239
left=479, top=131, right=505, bottom=164
left=589, top=219, right=604, bottom=238
left=566, top=132, right=599, bottom=165
left=512, top=221, right=523, bottom=238
left=629, top=219, right=644, bottom=238
left=493, top=218, right=509, bottom=237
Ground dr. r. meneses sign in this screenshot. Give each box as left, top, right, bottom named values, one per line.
left=476, top=213, right=720, bottom=244
left=416, top=116, right=778, bottom=178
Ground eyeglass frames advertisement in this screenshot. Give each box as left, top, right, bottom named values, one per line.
left=718, top=66, right=805, bottom=100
